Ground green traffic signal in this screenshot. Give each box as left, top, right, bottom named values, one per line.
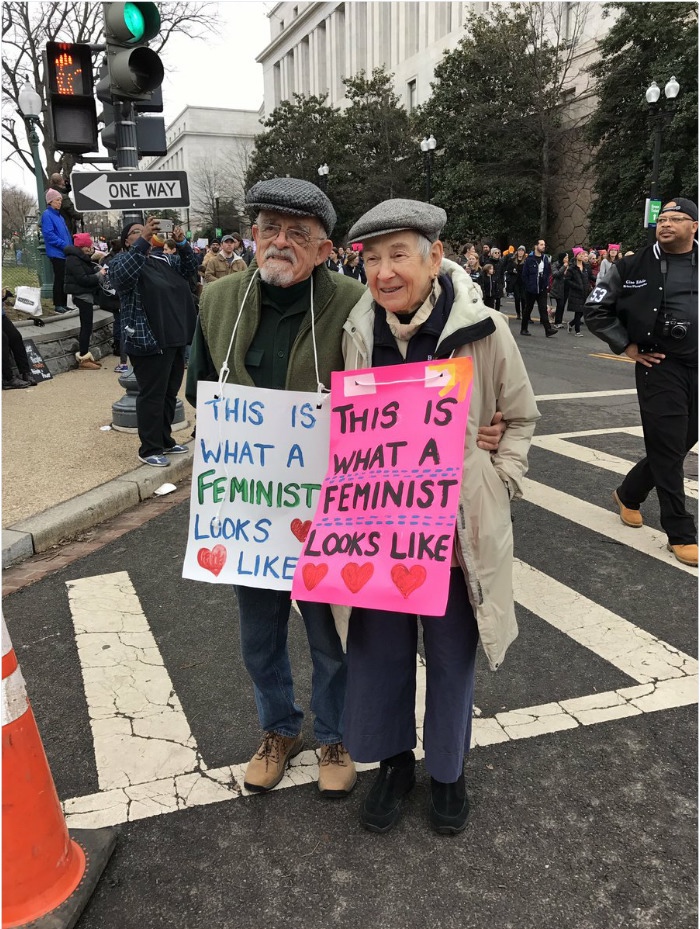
left=123, top=3, right=146, bottom=42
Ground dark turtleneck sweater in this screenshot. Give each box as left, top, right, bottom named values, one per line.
left=244, top=276, right=312, bottom=389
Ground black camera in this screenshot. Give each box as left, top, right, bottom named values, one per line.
left=659, top=316, right=690, bottom=341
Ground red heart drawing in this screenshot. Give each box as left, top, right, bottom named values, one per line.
left=302, top=563, right=328, bottom=591
left=341, top=562, right=374, bottom=594
left=391, top=564, right=427, bottom=599
left=290, top=518, right=312, bottom=542
left=197, top=544, right=227, bottom=577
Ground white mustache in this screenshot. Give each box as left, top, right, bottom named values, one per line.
left=265, top=246, right=296, bottom=264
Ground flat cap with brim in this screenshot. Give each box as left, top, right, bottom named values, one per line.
left=246, top=177, right=336, bottom=236
left=348, top=199, right=447, bottom=244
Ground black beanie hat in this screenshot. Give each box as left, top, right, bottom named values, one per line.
left=120, top=221, right=140, bottom=248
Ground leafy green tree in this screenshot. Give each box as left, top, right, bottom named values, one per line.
left=244, top=93, right=342, bottom=195
left=330, top=68, right=420, bottom=238
left=245, top=69, right=418, bottom=241
left=586, top=2, right=698, bottom=249
left=417, top=2, right=588, bottom=247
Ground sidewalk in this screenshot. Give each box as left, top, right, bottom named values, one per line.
left=2, top=363, right=195, bottom=567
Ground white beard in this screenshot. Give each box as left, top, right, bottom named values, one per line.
left=259, top=261, right=296, bottom=286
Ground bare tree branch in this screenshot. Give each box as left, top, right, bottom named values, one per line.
left=3, top=2, right=219, bottom=187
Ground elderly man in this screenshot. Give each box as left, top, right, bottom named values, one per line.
left=585, top=197, right=698, bottom=567
left=186, top=178, right=507, bottom=798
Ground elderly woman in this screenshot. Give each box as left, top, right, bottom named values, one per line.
left=338, top=200, right=539, bottom=835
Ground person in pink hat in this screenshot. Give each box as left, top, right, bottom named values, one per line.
left=598, top=244, right=621, bottom=281
left=63, top=233, right=107, bottom=369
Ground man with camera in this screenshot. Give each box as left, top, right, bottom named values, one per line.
left=585, top=197, right=698, bottom=567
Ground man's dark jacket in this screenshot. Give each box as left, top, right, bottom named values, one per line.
left=584, top=239, right=698, bottom=354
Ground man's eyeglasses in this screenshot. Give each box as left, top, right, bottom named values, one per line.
left=258, top=223, right=324, bottom=247
left=657, top=216, right=694, bottom=225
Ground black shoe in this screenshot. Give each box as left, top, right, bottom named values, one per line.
left=520, top=330, right=531, bottom=336
left=2, top=376, right=29, bottom=390
left=545, top=329, right=558, bottom=338
left=361, top=752, right=416, bottom=833
left=429, top=773, right=469, bottom=835
left=33, top=318, right=45, bottom=327
left=19, top=373, right=36, bottom=386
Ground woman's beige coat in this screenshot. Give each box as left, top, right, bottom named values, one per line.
left=331, top=258, right=540, bottom=671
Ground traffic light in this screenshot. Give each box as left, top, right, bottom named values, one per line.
left=100, top=2, right=164, bottom=101
left=44, top=42, right=98, bottom=154
left=96, top=60, right=117, bottom=163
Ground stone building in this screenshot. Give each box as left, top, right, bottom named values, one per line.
left=141, top=106, right=262, bottom=230
left=256, top=1, right=619, bottom=248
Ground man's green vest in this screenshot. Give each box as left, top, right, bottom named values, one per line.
left=199, top=262, right=366, bottom=392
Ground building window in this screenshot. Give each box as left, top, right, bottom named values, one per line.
left=407, top=78, right=417, bottom=112
left=355, top=1, right=367, bottom=74
left=380, top=2, right=391, bottom=67
left=300, top=36, right=310, bottom=94
left=435, top=1, right=452, bottom=38
left=335, top=4, right=346, bottom=99
left=317, top=20, right=327, bottom=93
left=405, top=2, right=419, bottom=57
left=273, top=61, right=282, bottom=107
left=293, top=6, right=298, bottom=18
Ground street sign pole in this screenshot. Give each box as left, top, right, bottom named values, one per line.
left=114, top=100, right=143, bottom=226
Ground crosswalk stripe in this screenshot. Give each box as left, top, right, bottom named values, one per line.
left=534, top=389, right=637, bottom=401
left=66, top=572, right=201, bottom=791
left=532, top=435, right=697, bottom=499
left=523, top=478, right=697, bottom=575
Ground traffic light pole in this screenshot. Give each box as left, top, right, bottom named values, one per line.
left=114, top=100, right=143, bottom=226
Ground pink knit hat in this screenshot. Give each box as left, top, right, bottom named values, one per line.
left=572, top=247, right=584, bottom=256
left=73, top=233, right=93, bottom=248
left=45, top=188, right=62, bottom=204
left=607, top=244, right=621, bottom=251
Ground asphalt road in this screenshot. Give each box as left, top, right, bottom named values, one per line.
left=4, top=312, right=697, bottom=929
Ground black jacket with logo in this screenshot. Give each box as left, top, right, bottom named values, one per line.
left=584, top=240, right=698, bottom=354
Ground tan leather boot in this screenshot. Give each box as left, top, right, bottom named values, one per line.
left=667, top=543, right=698, bottom=567
left=75, top=351, right=101, bottom=370
left=317, top=742, right=357, bottom=797
left=243, top=732, right=303, bottom=792
left=612, top=490, right=642, bottom=528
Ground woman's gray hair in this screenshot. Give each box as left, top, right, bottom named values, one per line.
left=415, top=233, right=433, bottom=261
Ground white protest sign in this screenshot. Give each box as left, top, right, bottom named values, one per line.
left=182, top=381, right=330, bottom=589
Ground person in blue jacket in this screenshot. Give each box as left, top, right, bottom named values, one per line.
left=521, top=238, right=556, bottom=338
left=40, top=188, right=72, bottom=314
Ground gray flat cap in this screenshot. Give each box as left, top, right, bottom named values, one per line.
left=246, top=177, right=336, bottom=236
left=348, top=199, right=447, bottom=244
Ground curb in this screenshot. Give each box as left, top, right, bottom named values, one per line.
left=2, top=450, right=194, bottom=569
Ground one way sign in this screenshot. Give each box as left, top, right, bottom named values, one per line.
left=71, top=170, right=190, bottom=212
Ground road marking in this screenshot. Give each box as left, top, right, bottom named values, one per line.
left=588, top=352, right=635, bottom=363
left=61, top=558, right=697, bottom=829
left=66, top=572, right=201, bottom=791
left=523, top=478, right=697, bottom=575
left=534, top=389, right=637, bottom=401
left=532, top=434, right=697, bottom=500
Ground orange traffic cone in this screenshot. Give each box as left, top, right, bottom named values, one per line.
left=2, top=614, right=116, bottom=928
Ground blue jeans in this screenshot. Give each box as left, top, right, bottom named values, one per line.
left=235, top=586, right=347, bottom=745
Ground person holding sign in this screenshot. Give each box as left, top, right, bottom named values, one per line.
left=185, top=179, right=508, bottom=801
left=337, top=199, right=539, bottom=835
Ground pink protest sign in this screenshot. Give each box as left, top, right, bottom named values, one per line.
left=291, top=357, right=473, bottom=615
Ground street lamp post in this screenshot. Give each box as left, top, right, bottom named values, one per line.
left=17, top=77, right=53, bottom=299
left=317, top=163, right=329, bottom=193
left=420, top=134, right=437, bottom=203
left=645, top=76, right=680, bottom=243
left=214, top=191, right=221, bottom=235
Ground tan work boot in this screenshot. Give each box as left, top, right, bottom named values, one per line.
left=317, top=742, right=357, bottom=797
left=667, top=543, right=698, bottom=567
left=612, top=490, right=643, bottom=528
left=75, top=351, right=101, bottom=370
left=243, top=732, right=303, bottom=793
